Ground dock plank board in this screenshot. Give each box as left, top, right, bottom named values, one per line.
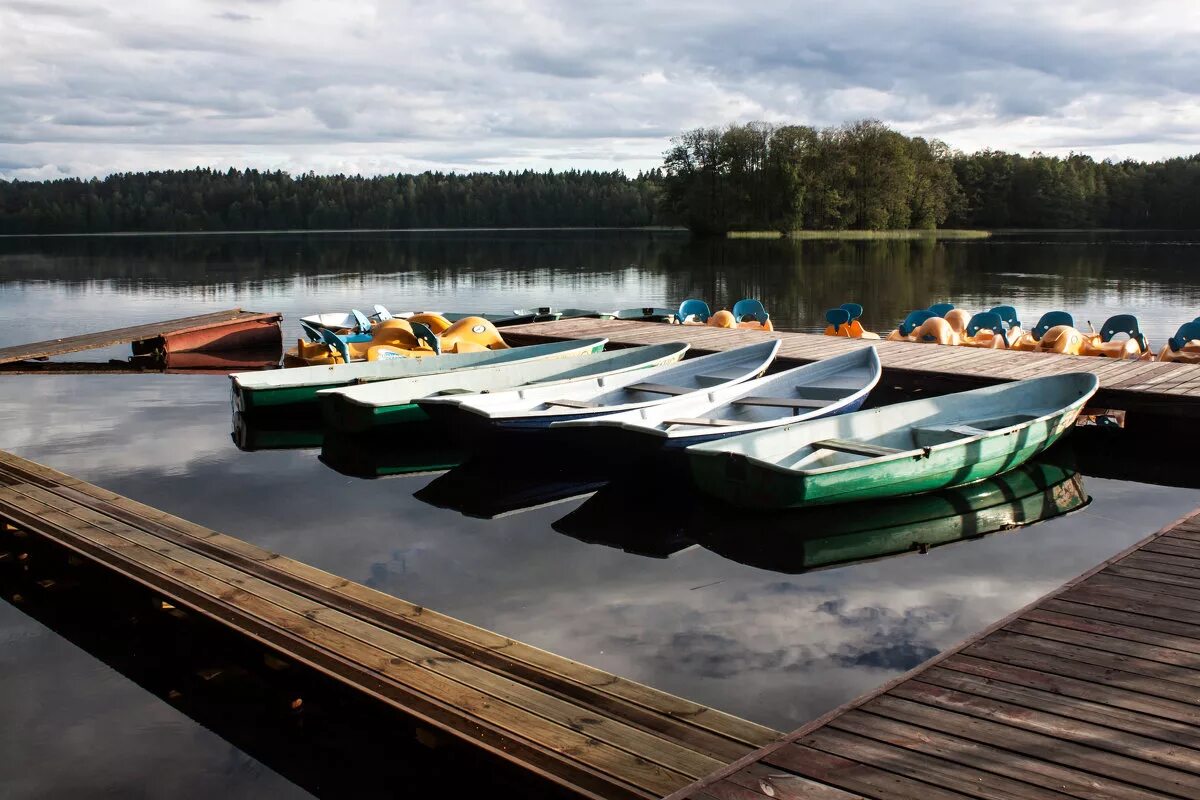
left=671, top=507, right=1200, bottom=800
left=0, top=309, right=281, bottom=364
left=502, top=320, right=1200, bottom=418
left=0, top=451, right=775, bottom=759
left=0, top=450, right=782, bottom=800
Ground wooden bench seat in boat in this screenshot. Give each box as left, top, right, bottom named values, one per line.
left=663, top=417, right=742, bottom=427
left=626, top=382, right=694, bottom=395
left=789, top=386, right=857, bottom=400
left=543, top=398, right=600, bottom=408
left=733, top=396, right=833, bottom=409
left=812, top=438, right=905, bottom=457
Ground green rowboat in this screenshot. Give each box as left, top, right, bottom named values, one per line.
left=687, top=373, right=1099, bottom=508
left=230, top=337, right=607, bottom=414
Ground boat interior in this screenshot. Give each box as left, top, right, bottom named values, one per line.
left=656, top=368, right=871, bottom=431
left=783, top=412, right=1043, bottom=470
left=519, top=342, right=779, bottom=413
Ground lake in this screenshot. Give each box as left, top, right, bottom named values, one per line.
left=1, top=229, right=1199, bottom=798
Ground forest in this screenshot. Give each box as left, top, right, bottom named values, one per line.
left=661, top=121, right=1200, bottom=233
left=0, top=169, right=662, bottom=235
left=1, top=120, right=1197, bottom=235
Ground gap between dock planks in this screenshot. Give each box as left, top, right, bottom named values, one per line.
left=0, top=309, right=279, bottom=365
left=668, top=505, right=1200, bottom=800
left=0, top=450, right=782, bottom=800
left=502, top=319, right=1200, bottom=418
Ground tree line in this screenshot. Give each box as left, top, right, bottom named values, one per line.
left=1, top=121, right=1198, bottom=235
left=0, top=169, right=662, bottom=235
left=662, top=121, right=1200, bottom=233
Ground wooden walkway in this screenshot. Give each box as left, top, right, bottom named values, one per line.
left=0, top=308, right=282, bottom=365
left=0, top=450, right=781, bottom=800
left=669, top=507, right=1200, bottom=800
left=502, top=320, right=1200, bottom=420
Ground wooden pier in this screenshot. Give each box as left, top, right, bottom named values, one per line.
left=0, top=308, right=282, bottom=365
left=670, top=507, right=1200, bottom=800
left=0, top=450, right=781, bottom=800
left=502, top=320, right=1200, bottom=421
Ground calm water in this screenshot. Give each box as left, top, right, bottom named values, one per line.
left=2, top=230, right=1199, bottom=798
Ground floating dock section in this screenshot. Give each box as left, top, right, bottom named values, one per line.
left=501, top=319, right=1200, bottom=422
left=0, top=450, right=780, bottom=800
left=673, top=507, right=1200, bottom=800
left=0, top=309, right=282, bottom=366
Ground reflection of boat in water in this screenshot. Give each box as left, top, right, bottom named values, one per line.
left=413, top=456, right=611, bottom=519
left=552, top=477, right=697, bottom=558
left=231, top=411, right=323, bottom=452
left=693, top=459, right=1089, bottom=573
left=554, top=457, right=1088, bottom=572
left=319, top=426, right=466, bottom=479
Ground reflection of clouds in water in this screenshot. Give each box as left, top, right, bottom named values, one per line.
left=3, top=372, right=1200, bottom=732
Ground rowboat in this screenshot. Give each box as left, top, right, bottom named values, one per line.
left=231, top=337, right=607, bottom=414
left=558, top=307, right=676, bottom=322
left=693, top=458, right=1088, bottom=572
left=318, top=342, right=690, bottom=432
left=551, top=347, right=880, bottom=453
left=417, top=340, right=781, bottom=436
left=687, top=372, right=1099, bottom=508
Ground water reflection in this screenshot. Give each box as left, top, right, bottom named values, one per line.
left=321, top=425, right=466, bottom=479
left=414, top=455, right=609, bottom=519
left=4, top=233, right=1200, bottom=793
left=553, top=454, right=1088, bottom=571
left=3, top=230, right=1199, bottom=343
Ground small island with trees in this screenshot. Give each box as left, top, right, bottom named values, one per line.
left=1, top=119, right=1197, bottom=236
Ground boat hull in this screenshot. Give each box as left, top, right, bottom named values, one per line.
left=232, top=338, right=606, bottom=414
left=133, top=313, right=283, bottom=355
left=691, top=399, right=1087, bottom=508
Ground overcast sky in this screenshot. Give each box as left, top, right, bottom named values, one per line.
left=2, top=0, right=1198, bottom=180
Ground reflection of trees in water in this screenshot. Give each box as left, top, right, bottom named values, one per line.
left=2, top=232, right=1197, bottom=332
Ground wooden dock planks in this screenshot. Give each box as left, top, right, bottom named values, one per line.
left=500, top=320, right=1200, bottom=419
left=0, top=309, right=281, bottom=365
left=0, top=450, right=781, bottom=800
left=672, top=507, right=1200, bottom=800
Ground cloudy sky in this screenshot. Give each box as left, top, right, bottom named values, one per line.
left=2, top=0, right=1199, bottom=180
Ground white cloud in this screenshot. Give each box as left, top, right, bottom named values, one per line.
left=1, top=0, right=1198, bottom=179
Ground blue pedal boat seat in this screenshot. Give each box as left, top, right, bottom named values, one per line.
left=731, top=298, right=769, bottom=324
left=988, top=305, right=1020, bottom=330
left=966, top=311, right=1007, bottom=346
left=1168, top=321, right=1200, bottom=352
left=409, top=321, right=441, bottom=354
left=825, top=308, right=852, bottom=333
left=678, top=299, right=712, bottom=324
left=1098, top=314, right=1148, bottom=352
left=898, top=310, right=937, bottom=337
left=1031, top=311, right=1074, bottom=341
left=319, top=328, right=352, bottom=364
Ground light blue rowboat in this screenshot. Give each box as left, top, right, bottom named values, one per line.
left=418, top=340, right=781, bottom=436
left=551, top=347, right=880, bottom=450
